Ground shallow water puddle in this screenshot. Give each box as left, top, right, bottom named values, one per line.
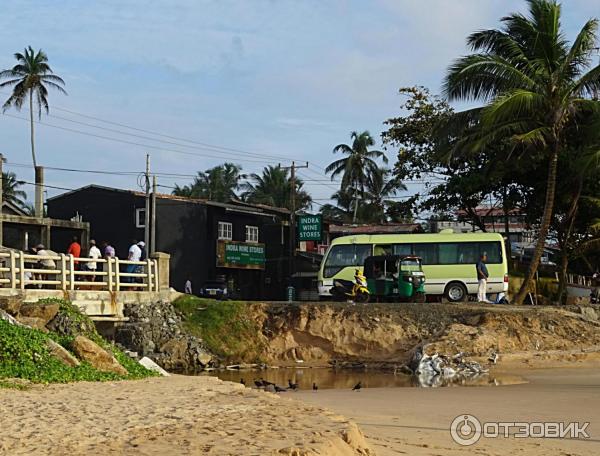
left=197, top=368, right=527, bottom=390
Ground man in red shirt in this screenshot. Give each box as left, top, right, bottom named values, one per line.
left=67, top=236, right=81, bottom=269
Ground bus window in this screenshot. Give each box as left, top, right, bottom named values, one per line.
left=374, top=245, right=392, bottom=256
left=457, top=242, right=479, bottom=264
left=438, top=243, right=459, bottom=264
left=414, top=243, right=437, bottom=265
left=323, top=244, right=372, bottom=277
left=393, top=244, right=412, bottom=256
left=479, top=242, right=503, bottom=264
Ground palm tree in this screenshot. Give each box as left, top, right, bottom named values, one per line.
left=0, top=46, right=67, bottom=168
left=365, top=168, right=406, bottom=223
left=172, top=163, right=244, bottom=202
left=2, top=172, right=27, bottom=208
left=326, top=131, right=387, bottom=223
left=242, top=165, right=311, bottom=211
left=443, top=0, right=600, bottom=304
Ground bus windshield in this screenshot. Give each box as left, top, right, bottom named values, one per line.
left=323, top=244, right=372, bottom=278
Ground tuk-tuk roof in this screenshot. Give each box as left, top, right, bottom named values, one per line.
left=364, top=255, right=422, bottom=263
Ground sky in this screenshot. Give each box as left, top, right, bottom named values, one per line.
left=0, top=0, right=598, bottom=209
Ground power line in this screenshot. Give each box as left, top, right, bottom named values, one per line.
left=2, top=113, right=285, bottom=164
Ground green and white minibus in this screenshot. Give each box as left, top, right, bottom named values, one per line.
left=318, top=232, right=508, bottom=301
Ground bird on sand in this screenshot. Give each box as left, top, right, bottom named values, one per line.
left=352, top=381, right=362, bottom=391
left=240, top=378, right=246, bottom=386
left=288, top=379, right=299, bottom=391
left=312, top=383, right=318, bottom=392
left=274, top=385, right=287, bottom=393
left=261, top=378, right=275, bottom=387
left=254, top=379, right=263, bottom=388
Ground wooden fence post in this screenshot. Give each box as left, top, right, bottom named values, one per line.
left=60, top=254, right=67, bottom=291
left=9, top=250, right=16, bottom=289
left=68, top=254, right=75, bottom=291
left=115, top=257, right=121, bottom=292
left=18, top=253, right=25, bottom=290
left=107, top=258, right=113, bottom=292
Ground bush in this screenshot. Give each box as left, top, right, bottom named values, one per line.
left=173, top=295, right=265, bottom=362
left=0, top=299, right=157, bottom=385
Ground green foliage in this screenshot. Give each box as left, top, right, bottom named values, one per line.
left=0, top=298, right=156, bottom=384
left=173, top=295, right=265, bottom=362
left=172, top=163, right=245, bottom=202
left=242, top=165, right=311, bottom=211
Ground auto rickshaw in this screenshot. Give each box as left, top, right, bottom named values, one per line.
left=363, top=255, right=426, bottom=302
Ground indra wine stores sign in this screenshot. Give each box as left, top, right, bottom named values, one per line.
left=297, top=214, right=322, bottom=242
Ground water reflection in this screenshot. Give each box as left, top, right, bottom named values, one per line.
left=198, top=368, right=525, bottom=389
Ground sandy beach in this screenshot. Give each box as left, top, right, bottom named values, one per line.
left=297, top=367, right=600, bottom=456
left=0, top=375, right=372, bottom=456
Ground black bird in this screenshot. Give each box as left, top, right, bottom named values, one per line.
left=254, top=379, right=263, bottom=388
left=352, top=381, right=362, bottom=391
left=274, top=385, right=287, bottom=393
left=261, top=378, right=275, bottom=387
left=288, top=379, right=299, bottom=390
left=240, top=378, right=246, bottom=386
left=312, top=383, right=318, bottom=392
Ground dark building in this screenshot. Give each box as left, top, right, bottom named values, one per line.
left=47, top=185, right=292, bottom=299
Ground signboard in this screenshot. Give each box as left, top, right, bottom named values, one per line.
left=216, top=240, right=265, bottom=270
left=297, top=214, right=322, bottom=241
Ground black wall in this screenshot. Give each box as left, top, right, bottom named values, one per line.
left=47, top=187, right=291, bottom=299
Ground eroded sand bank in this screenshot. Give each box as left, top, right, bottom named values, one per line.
left=0, top=375, right=373, bottom=456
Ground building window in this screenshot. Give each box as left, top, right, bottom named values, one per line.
left=218, top=221, right=233, bottom=240
left=246, top=225, right=259, bottom=243
left=135, top=208, right=146, bottom=228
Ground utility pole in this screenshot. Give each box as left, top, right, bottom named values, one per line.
left=0, top=154, right=3, bottom=247
left=278, top=161, right=308, bottom=284
left=144, top=154, right=150, bottom=251
left=151, top=175, right=157, bottom=255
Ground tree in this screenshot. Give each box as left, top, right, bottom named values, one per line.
left=242, top=165, right=311, bottom=211
left=326, top=131, right=388, bottom=223
left=172, top=163, right=244, bottom=202
left=364, top=168, right=406, bottom=223
left=0, top=46, right=67, bottom=168
left=443, top=0, right=600, bottom=304
left=2, top=172, right=27, bottom=208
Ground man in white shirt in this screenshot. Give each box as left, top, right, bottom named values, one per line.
left=127, top=240, right=142, bottom=284
left=87, top=240, right=102, bottom=282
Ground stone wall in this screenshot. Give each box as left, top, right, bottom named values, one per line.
left=114, top=300, right=214, bottom=372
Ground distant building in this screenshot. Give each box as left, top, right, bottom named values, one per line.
left=430, top=207, right=532, bottom=244
left=47, top=185, right=292, bottom=299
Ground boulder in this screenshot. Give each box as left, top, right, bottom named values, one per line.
left=19, top=303, right=60, bottom=326
left=139, top=356, right=170, bottom=376
left=46, top=339, right=80, bottom=367
left=0, top=309, right=22, bottom=326
left=16, top=316, right=49, bottom=333
left=159, top=338, right=188, bottom=360
left=0, top=296, right=22, bottom=316
left=71, top=336, right=128, bottom=376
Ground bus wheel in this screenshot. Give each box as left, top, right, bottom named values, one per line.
left=444, top=282, right=467, bottom=302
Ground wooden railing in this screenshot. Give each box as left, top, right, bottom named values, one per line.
left=0, top=251, right=159, bottom=292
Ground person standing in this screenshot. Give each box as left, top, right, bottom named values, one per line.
left=477, top=253, right=490, bottom=303
left=87, top=240, right=102, bottom=283
left=102, top=241, right=116, bottom=260
left=127, top=240, right=142, bottom=284
left=184, top=278, right=193, bottom=294
left=67, top=236, right=81, bottom=270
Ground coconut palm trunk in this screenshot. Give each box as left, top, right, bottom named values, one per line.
left=29, top=88, right=36, bottom=169
left=513, top=146, right=559, bottom=305
left=352, top=183, right=359, bottom=223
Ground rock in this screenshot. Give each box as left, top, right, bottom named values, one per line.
left=160, top=338, right=188, bottom=359
left=197, top=351, right=213, bottom=367
left=71, top=336, right=128, bottom=376
left=16, top=316, right=49, bottom=332
left=19, top=303, right=60, bottom=326
left=139, top=356, right=170, bottom=376
left=0, top=309, right=23, bottom=326
left=46, top=339, right=80, bottom=367
left=0, top=296, right=22, bottom=316
left=577, top=306, right=598, bottom=322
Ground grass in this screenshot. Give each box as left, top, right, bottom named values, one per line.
left=173, top=295, right=265, bottom=362
left=0, top=299, right=157, bottom=386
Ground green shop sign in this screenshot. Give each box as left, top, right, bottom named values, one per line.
left=216, top=240, right=266, bottom=269
left=297, top=214, right=322, bottom=241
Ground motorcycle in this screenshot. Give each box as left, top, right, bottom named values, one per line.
left=330, top=269, right=370, bottom=303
